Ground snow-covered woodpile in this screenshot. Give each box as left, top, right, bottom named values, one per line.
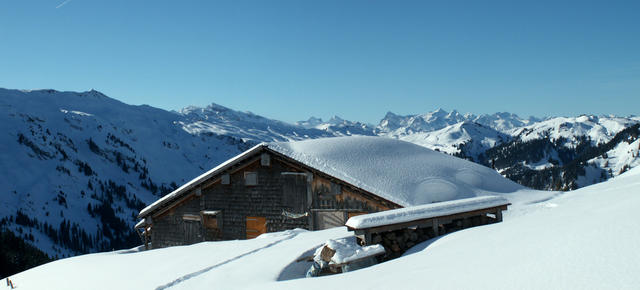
left=305, top=236, right=386, bottom=277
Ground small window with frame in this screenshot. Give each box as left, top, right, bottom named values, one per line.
left=244, top=171, right=257, bottom=186
left=221, top=173, right=230, bottom=185
left=261, top=153, right=271, bottom=166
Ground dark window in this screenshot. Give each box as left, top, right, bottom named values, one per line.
left=244, top=172, right=257, bottom=186
left=221, top=173, right=230, bottom=185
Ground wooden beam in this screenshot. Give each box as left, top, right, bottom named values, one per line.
left=152, top=192, right=196, bottom=220
left=310, top=208, right=371, bottom=212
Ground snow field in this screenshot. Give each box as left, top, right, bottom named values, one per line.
left=8, top=167, right=640, bottom=289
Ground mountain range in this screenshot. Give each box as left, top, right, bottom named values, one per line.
left=1, top=87, right=638, bottom=274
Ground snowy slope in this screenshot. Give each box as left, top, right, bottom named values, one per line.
left=376, top=110, right=640, bottom=190
left=395, top=121, right=510, bottom=159
left=484, top=116, right=640, bottom=189
left=179, top=104, right=337, bottom=142
left=511, top=115, right=635, bottom=145
left=0, top=88, right=252, bottom=257
left=7, top=167, right=639, bottom=289
left=577, top=130, right=640, bottom=187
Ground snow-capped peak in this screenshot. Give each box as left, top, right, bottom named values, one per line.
left=296, top=117, right=324, bottom=128
left=376, top=109, right=542, bottom=136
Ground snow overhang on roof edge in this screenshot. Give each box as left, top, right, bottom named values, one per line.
left=134, top=218, right=146, bottom=229
left=137, top=143, right=267, bottom=219
left=345, top=195, right=510, bottom=230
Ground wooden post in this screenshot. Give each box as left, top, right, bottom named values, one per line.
left=144, top=228, right=149, bottom=250
left=306, top=172, right=315, bottom=230
left=364, top=232, right=372, bottom=245
left=496, top=209, right=503, bottom=222
left=432, top=218, right=439, bottom=236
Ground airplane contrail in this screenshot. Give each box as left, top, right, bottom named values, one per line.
left=56, top=0, right=72, bottom=9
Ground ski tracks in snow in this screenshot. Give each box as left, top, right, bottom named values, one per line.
left=155, top=233, right=299, bottom=290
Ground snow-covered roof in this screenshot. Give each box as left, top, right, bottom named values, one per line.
left=139, top=136, right=523, bottom=218
left=345, top=195, right=509, bottom=229
left=267, top=136, right=522, bottom=207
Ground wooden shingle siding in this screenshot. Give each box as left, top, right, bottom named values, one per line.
left=201, top=157, right=310, bottom=241
left=151, top=195, right=202, bottom=248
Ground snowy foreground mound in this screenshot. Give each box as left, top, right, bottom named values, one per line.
left=7, top=167, right=640, bottom=289
left=269, top=136, right=523, bottom=206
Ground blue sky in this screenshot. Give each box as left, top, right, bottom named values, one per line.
left=1, top=0, right=638, bottom=124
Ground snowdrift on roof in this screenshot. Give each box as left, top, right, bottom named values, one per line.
left=345, top=195, right=509, bottom=229
left=268, top=136, right=524, bottom=207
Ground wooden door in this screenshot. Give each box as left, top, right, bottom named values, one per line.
left=203, top=215, right=222, bottom=240
left=246, top=216, right=266, bottom=239
left=315, top=211, right=345, bottom=230
left=281, top=174, right=308, bottom=213
left=183, top=220, right=202, bottom=244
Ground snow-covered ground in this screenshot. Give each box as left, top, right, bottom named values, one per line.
left=7, top=166, right=640, bottom=289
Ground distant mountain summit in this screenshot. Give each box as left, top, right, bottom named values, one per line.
left=178, top=103, right=336, bottom=142
left=397, top=120, right=511, bottom=159
left=473, top=112, right=542, bottom=132
left=376, top=108, right=540, bottom=136
left=376, top=109, right=468, bottom=135
left=295, top=116, right=376, bottom=136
